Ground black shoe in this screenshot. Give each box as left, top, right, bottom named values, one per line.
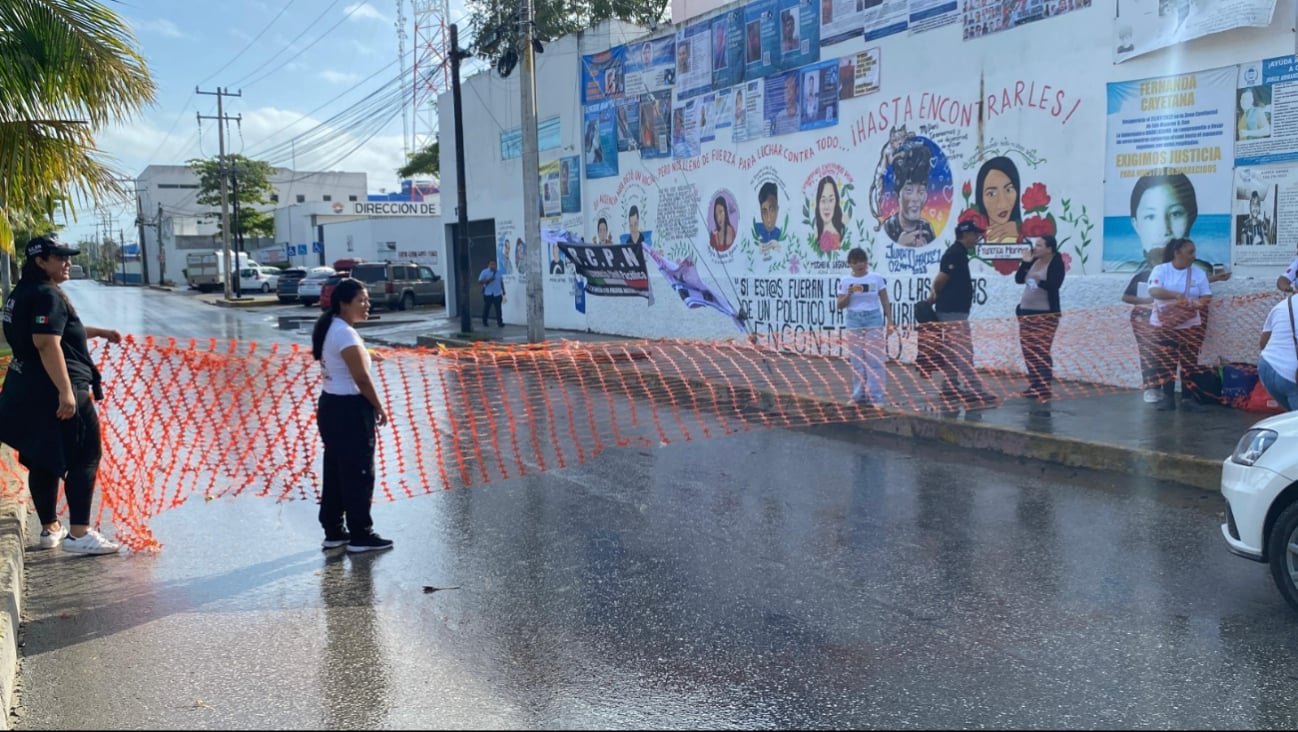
left=1154, top=398, right=1176, bottom=411
left=322, top=530, right=350, bottom=550
left=497, top=321, right=504, bottom=327
left=347, top=532, right=394, bottom=553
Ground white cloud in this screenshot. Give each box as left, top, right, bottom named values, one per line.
left=344, top=2, right=389, bottom=22
left=350, top=39, right=377, bottom=55
left=134, top=18, right=189, bottom=39
left=319, top=70, right=361, bottom=85
left=238, top=107, right=407, bottom=193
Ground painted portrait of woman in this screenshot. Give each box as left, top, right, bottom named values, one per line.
left=976, top=156, right=1022, bottom=244
left=814, top=176, right=845, bottom=253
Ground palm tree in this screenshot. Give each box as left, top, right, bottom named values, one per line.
left=0, top=0, right=156, bottom=253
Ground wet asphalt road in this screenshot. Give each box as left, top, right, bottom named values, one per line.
left=11, top=284, right=1298, bottom=729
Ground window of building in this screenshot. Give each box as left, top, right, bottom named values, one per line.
left=270, top=193, right=279, bottom=203
left=296, top=194, right=305, bottom=203
left=323, top=195, right=332, bottom=202
left=499, top=116, right=561, bottom=160
left=157, top=183, right=199, bottom=189
left=348, top=195, right=358, bottom=201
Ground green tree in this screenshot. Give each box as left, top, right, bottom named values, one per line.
left=468, top=0, right=668, bottom=63
left=398, top=140, right=439, bottom=179
left=187, top=154, right=276, bottom=238
left=0, top=0, right=156, bottom=253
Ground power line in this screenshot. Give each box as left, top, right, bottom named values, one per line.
left=197, top=0, right=301, bottom=85
left=231, top=0, right=348, bottom=87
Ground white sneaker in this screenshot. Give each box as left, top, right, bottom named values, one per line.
left=38, top=525, right=68, bottom=549
left=61, top=529, right=121, bottom=555
left=1143, top=389, right=1163, bottom=403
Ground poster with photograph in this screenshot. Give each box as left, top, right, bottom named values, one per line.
left=625, top=37, right=676, bottom=97
left=863, top=0, right=908, bottom=41
left=559, top=155, right=581, bottom=213
left=582, top=101, right=619, bottom=179
left=1232, top=166, right=1287, bottom=266
left=1103, top=67, right=1235, bottom=272
left=837, top=47, right=881, bottom=100
left=798, top=59, right=839, bottom=132
left=580, top=46, right=625, bottom=104
left=908, top=0, right=957, bottom=34
left=732, top=78, right=768, bottom=142
left=710, top=8, right=746, bottom=90
left=744, top=0, right=781, bottom=81
left=818, top=0, right=865, bottom=46
left=776, top=0, right=820, bottom=70
left=639, top=90, right=673, bottom=159
left=765, top=69, right=802, bottom=137
left=699, top=92, right=721, bottom=143
left=1234, top=57, right=1298, bottom=167
left=540, top=159, right=562, bottom=217
left=1114, top=0, right=1275, bottom=64
left=676, top=20, right=713, bottom=100
left=965, top=0, right=1092, bottom=42
left=614, top=96, right=640, bottom=152
left=673, top=99, right=701, bottom=159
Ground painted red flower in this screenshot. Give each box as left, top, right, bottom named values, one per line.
left=992, top=259, right=1020, bottom=276
left=1061, top=252, right=1072, bottom=272
left=1021, top=182, right=1051, bottom=213
left=961, top=180, right=972, bottom=199
left=957, top=208, right=988, bottom=230
left=1021, top=215, right=1056, bottom=238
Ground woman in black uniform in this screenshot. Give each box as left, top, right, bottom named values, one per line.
left=0, top=235, right=123, bottom=554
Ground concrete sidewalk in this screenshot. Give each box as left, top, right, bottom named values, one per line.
left=416, top=321, right=1260, bottom=492
left=0, top=450, right=27, bottom=730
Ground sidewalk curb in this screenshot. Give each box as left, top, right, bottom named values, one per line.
left=615, top=365, right=1224, bottom=492
left=0, top=449, right=27, bottom=729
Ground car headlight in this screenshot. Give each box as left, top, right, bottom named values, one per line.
left=1232, top=428, right=1279, bottom=466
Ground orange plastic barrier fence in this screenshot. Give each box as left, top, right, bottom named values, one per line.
left=0, top=291, right=1286, bottom=551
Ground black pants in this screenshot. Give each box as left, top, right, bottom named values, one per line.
left=482, top=294, right=503, bottom=325
left=1016, top=308, right=1060, bottom=395
left=25, top=391, right=101, bottom=526
left=317, top=393, right=376, bottom=538
left=1155, top=325, right=1207, bottom=400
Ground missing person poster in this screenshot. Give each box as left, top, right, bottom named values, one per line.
left=1114, top=0, right=1276, bottom=64
left=1103, top=66, right=1235, bottom=272
left=863, top=0, right=908, bottom=42
left=818, top=0, right=865, bottom=46
left=625, top=37, right=676, bottom=97
left=907, top=0, right=958, bottom=35
left=580, top=46, right=625, bottom=104
left=837, top=47, right=881, bottom=100
left=1235, top=57, right=1298, bottom=167
left=711, top=8, right=746, bottom=90
left=776, top=0, right=820, bottom=70
left=1232, top=166, right=1289, bottom=266
left=675, top=20, right=713, bottom=100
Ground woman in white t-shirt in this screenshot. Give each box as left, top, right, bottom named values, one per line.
left=1259, top=295, right=1298, bottom=410
left=1147, top=237, right=1212, bottom=411
left=311, top=278, right=392, bottom=553
left=835, top=247, right=893, bottom=406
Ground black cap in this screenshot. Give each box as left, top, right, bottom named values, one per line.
left=955, top=220, right=985, bottom=236
left=26, top=234, right=79, bottom=259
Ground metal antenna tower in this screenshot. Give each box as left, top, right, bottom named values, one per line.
left=411, top=0, right=451, bottom=153
left=396, top=0, right=411, bottom=156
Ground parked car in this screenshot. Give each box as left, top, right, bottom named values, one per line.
left=237, top=266, right=277, bottom=294
left=275, top=267, right=310, bottom=303
left=1221, top=411, right=1298, bottom=612
left=318, top=273, right=348, bottom=311
left=297, top=267, right=336, bottom=306
left=349, top=261, right=445, bottom=311
left=68, top=264, right=87, bottom=280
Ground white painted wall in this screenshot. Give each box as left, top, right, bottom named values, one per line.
left=319, top=217, right=447, bottom=279
left=441, top=3, right=1297, bottom=387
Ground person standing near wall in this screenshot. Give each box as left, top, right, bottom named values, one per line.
left=836, top=247, right=892, bottom=407
left=927, top=219, right=998, bottom=408
left=1147, top=237, right=1213, bottom=411
left=312, top=278, right=393, bottom=553
left=479, top=260, right=504, bottom=327
left=0, top=235, right=123, bottom=554
left=1014, top=234, right=1066, bottom=401
left=1122, top=246, right=1165, bottom=404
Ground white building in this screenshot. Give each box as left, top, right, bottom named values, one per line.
left=136, top=165, right=367, bottom=285
left=441, top=2, right=1298, bottom=386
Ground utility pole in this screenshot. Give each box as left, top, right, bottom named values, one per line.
left=197, top=86, right=242, bottom=300
left=518, top=0, right=544, bottom=343
left=450, top=24, right=473, bottom=334
left=230, top=166, right=243, bottom=298
left=135, top=182, right=151, bottom=287
left=119, top=227, right=127, bottom=285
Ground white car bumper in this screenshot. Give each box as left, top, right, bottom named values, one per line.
left=1221, top=457, right=1292, bottom=560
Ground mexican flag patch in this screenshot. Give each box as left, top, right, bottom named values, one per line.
left=33, top=316, right=48, bottom=324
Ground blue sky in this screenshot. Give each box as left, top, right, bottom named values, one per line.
left=64, top=0, right=472, bottom=245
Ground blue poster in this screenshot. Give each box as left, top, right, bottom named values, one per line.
left=580, top=46, right=625, bottom=104
left=798, top=59, right=838, bottom=132
left=776, top=0, right=819, bottom=71
left=743, top=0, right=780, bottom=81
left=639, top=91, right=673, bottom=160
left=711, top=8, right=745, bottom=91
left=624, top=37, right=675, bottom=97
left=614, top=97, right=640, bottom=152
left=583, top=101, right=618, bottom=179
left=765, top=69, right=801, bottom=137
left=676, top=20, right=713, bottom=100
